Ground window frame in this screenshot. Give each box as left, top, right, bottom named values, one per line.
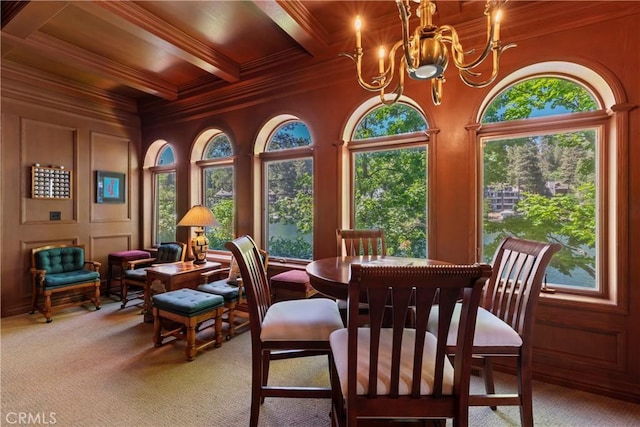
left=345, top=100, right=431, bottom=258
left=258, top=119, right=314, bottom=262
left=196, top=133, right=235, bottom=253
left=150, top=163, right=177, bottom=246
left=478, top=111, right=609, bottom=298
left=474, top=65, right=628, bottom=312
left=348, top=133, right=430, bottom=252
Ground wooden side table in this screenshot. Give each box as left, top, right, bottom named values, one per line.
left=142, top=261, right=222, bottom=322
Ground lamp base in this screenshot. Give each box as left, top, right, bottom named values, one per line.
left=191, top=229, right=209, bottom=265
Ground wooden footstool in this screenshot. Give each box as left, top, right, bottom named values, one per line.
left=270, top=269, right=318, bottom=302
left=152, top=288, right=225, bottom=361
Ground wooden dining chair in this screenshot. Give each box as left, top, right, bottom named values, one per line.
left=329, top=262, right=492, bottom=426
left=226, top=235, right=344, bottom=427
left=427, top=236, right=561, bottom=427
left=336, top=228, right=386, bottom=256
left=336, top=228, right=387, bottom=325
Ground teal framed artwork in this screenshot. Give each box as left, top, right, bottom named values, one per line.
left=96, top=171, right=125, bottom=204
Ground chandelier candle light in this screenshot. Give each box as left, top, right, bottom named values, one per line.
left=177, top=205, right=218, bottom=265
left=342, top=0, right=515, bottom=105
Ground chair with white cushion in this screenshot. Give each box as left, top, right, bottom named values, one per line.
left=329, top=262, right=492, bottom=426
left=335, top=228, right=387, bottom=325
left=427, top=236, right=561, bottom=427
left=226, top=235, right=344, bottom=427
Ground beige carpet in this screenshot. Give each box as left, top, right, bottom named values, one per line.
left=1, top=299, right=639, bottom=427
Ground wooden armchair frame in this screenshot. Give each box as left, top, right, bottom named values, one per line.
left=120, top=242, right=186, bottom=309
left=30, top=244, right=101, bottom=323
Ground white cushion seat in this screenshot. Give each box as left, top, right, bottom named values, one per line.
left=330, top=328, right=454, bottom=397
left=260, top=298, right=344, bottom=342
left=428, top=304, right=523, bottom=348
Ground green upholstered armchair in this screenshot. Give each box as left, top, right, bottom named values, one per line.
left=120, top=242, right=186, bottom=309
left=30, top=244, right=101, bottom=323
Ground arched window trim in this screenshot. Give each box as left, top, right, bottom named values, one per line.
left=474, top=61, right=628, bottom=313
left=342, top=95, right=430, bottom=143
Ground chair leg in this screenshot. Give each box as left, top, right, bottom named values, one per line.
left=227, top=306, right=236, bottom=339
left=153, top=309, right=162, bottom=347
left=261, top=350, right=271, bottom=403
left=250, top=351, right=263, bottom=427
left=43, top=291, right=53, bottom=323
left=121, top=282, right=128, bottom=309
left=482, top=357, right=497, bottom=410
left=30, top=284, right=40, bottom=315
left=519, top=352, right=534, bottom=427
left=214, top=311, right=223, bottom=347
left=94, top=283, right=101, bottom=310
left=185, top=323, right=197, bottom=362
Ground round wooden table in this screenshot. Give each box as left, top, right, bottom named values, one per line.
left=306, top=256, right=448, bottom=300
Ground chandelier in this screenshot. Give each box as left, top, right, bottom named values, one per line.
left=342, top=0, right=516, bottom=105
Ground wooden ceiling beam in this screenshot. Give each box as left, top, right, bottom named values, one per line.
left=252, top=0, right=329, bottom=56
left=1, top=1, right=69, bottom=36
left=1, top=31, right=178, bottom=101
left=76, top=1, right=240, bottom=83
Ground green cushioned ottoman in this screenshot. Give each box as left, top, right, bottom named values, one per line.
left=153, top=288, right=224, bottom=315
left=152, top=289, right=225, bottom=361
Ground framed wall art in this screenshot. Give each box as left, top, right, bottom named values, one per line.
left=96, top=170, right=125, bottom=204
left=31, top=165, right=72, bottom=199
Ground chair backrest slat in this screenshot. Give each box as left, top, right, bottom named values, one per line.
left=337, top=229, right=386, bottom=256
left=484, top=237, right=562, bottom=337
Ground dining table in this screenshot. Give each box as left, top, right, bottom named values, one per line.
left=305, top=255, right=449, bottom=301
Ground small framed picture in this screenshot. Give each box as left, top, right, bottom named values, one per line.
left=96, top=171, right=125, bottom=204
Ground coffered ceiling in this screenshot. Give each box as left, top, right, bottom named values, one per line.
left=2, top=1, right=511, bottom=103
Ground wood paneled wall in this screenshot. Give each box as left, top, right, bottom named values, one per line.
left=1, top=1, right=638, bottom=403
left=1, top=70, right=142, bottom=317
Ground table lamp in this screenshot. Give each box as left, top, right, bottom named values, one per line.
left=177, top=205, right=218, bottom=264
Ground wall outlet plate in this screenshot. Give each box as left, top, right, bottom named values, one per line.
left=50, top=211, right=61, bottom=221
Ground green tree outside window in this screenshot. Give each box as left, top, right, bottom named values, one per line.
left=265, top=122, right=313, bottom=259
left=481, top=77, right=598, bottom=288
left=202, top=134, right=234, bottom=250
left=352, top=104, right=428, bottom=258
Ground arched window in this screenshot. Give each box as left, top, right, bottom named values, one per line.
left=348, top=101, right=429, bottom=257
left=200, top=133, right=234, bottom=251
left=258, top=119, right=313, bottom=260
left=478, top=67, right=624, bottom=300
left=152, top=144, right=177, bottom=245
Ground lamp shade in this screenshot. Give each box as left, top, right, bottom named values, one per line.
left=177, top=205, right=218, bottom=227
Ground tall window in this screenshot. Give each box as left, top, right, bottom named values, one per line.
left=200, top=133, right=234, bottom=250
left=351, top=103, right=428, bottom=257
left=480, top=76, right=601, bottom=291
left=153, top=144, right=177, bottom=245
left=262, top=120, right=313, bottom=260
